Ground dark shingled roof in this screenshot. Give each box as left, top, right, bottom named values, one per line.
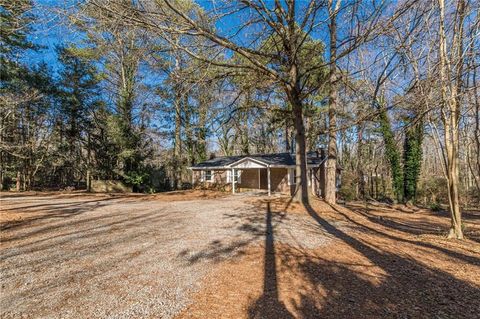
left=190, top=155, right=244, bottom=168
left=190, top=152, right=326, bottom=169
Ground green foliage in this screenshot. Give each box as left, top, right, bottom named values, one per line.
left=1, top=0, right=34, bottom=88
left=0, top=0, right=34, bottom=56
left=336, top=169, right=357, bottom=201
left=377, top=103, right=403, bottom=202
left=403, top=121, right=423, bottom=203
left=0, top=0, right=59, bottom=191
left=338, top=184, right=356, bottom=201
left=124, top=171, right=149, bottom=187
left=55, top=46, right=102, bottom=185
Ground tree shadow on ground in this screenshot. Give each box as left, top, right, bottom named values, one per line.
left=286, top=202, right=480, bottom=318
left=248, top=203, right=294, bottom=319
left=340, top=205, right=480, bottom=263
left=0, top=197, right=121, bottom=232
left=345, top=202, right=480, bottom=243
left=177, top=206, right=268, bottom=265
left=177, top=197, right=479, bottom=318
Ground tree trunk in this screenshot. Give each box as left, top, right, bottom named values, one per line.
left=0, top=114, right=3, bottom=191
left=445, top=131, right=463, bottom=239
left=378, top=104, right=403, bottom=202
left=356, top=120, right=365, bottom=199
left=287, top=86, right=309, bottom=204
left=86, top=131, right=91, bottom=192
left=285, top=125, right=291, bottom=153
left=439, top=0, right=463, bottom=239
left=184, top=97, right=194, bottom=166
left=325, top=0, right=340, bottom=204
left=197, top=98, right=207, bottom=162
left=293, top=102, right=309, bottom=204
left=470, top=35, right=480, bottom=192
left=16, top=170, right=21, bottom=191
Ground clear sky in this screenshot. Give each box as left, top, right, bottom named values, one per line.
left=27, top=0, right=333, bottom=73
left=25, top=0, right=80, bottom=73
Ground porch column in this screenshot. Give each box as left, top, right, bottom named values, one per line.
left=267, top=167, right=271, bottom=196
left=232, top=168, right=235, bottom=194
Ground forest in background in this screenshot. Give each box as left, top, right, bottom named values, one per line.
left=1, top=0, right=478, bottom=239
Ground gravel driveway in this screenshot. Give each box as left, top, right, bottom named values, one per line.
left=0, top=193, right=333, bottom=318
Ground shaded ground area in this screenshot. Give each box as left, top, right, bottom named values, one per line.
left=0, top=191, right=333, bottom=318
left=0, top=190, right=226, bottom=229
left=178, top=198, right=480, bottom=319
left=1, top=192, right=479, bottom=318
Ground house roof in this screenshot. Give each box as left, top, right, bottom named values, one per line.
left=189, top=152, right=326, bottom=169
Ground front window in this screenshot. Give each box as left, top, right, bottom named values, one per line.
left=204, top=170, right=213, bottom=182
left=227, top=170, right=241, bottom=183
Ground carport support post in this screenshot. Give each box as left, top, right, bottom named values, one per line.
left=232, top=168, right=236, bottom=194
left=267, top=167, right=271, bottom=196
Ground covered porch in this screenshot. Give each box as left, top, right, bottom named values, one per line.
left=228, top=157, right=276, bottom=196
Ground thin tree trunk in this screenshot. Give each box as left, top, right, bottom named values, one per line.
left=470, top=36, right=480, bottom=192
left=86, top=131, right=91, bottom=192
left=184, top=97, right=194, bottom=166
left=174, top=97, right=182, bottom=188
left=0, top=114, right=3, bottom=191
left=173, top=76, right=182, bottom=189
left=285, top=125, right=291, bottom=153
left=16, top=170, right=21, bottom=191
left=357, top=125, right=365, bottom=199
left=197, top=97, right=207, bottom=162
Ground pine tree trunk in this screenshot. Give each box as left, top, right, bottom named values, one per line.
left=286, top=82, right=308, bottom=204
left=293, top=100, right=309, bottom=204
left=325, top=0, right=340, bottom=204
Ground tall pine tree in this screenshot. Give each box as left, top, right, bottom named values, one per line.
left=57, top=46, right=100, bottom=186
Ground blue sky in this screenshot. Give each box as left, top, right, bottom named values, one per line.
left=27, top=0, right=335, bottom=72
left=25, top=0, right=81, bottom=73
left=22, top=0, right=411, bottom=152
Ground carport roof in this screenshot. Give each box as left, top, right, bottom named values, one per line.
left=189, top=152, right=325, bottom=169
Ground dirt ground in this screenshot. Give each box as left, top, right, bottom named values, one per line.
left=1, top=191, right=479, bottom=318
left=178, top=198, right=480, bottom=319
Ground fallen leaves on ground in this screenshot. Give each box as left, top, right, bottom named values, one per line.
left=177, top=198, right=480, bottom=319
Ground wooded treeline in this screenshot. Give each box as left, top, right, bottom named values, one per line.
left=1, top=0, right=478, bottom=238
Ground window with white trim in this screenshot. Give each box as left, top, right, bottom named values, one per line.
left=203, top=170, right=214, bottom=182
left=227, top=170, right=241, bottom=183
